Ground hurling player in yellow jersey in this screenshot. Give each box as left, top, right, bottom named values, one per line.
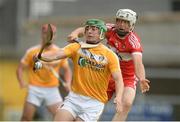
left=36, top=19, right=124, bottom=121
left=16, top=24, right=72, bottom=121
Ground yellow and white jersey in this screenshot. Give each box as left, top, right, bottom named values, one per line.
left=64, top=43, right=120, bottom=103
left=21, top=45, right=68, bottom=87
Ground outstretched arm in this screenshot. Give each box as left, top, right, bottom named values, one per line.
left=67, top=27, right=85, bottom=42
left=40, top=49, right=67, bottom=62
left=132, top=53, right=150, bottom=93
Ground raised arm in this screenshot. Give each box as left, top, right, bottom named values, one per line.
left=67, top=27, right=85, bottom=42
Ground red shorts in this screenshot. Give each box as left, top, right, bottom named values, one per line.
left=107, top=77, right=137, bottom=100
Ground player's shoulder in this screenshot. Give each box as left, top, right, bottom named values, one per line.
left=127, top=32, right=141, bottom=48
left=105, top=23, right=116, bottom=38
left=64, top=42, right=80, bottom=51
left=101, top=44, right=117, bottom=57
left=106, top=23, right=115, bottom=30
left=66, top=42, right=80, bottom=47
left=26, top=45, right=40, bottom=54
left=128, top=31, right=140, bottom=39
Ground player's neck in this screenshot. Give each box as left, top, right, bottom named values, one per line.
left=86, top=40, right=101, bottom=44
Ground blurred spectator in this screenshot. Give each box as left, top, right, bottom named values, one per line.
left=16, top=24, right=72, bottom=121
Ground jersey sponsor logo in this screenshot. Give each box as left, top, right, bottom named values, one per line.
left=78, top=49, right=107, bottom=71
left=116, top=52, right=132, bottom=61
left=79, top=49, right=107, bottom=63
left=78, top=57, right=87, bottom=67
left=107, top=44, right=132, bottom=61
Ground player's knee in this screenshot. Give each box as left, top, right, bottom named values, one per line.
left=122, top=101, right=133, bottom=111
left=54, top=109, right=62, bottom=120
left=21, top=115, right=33, bottom=121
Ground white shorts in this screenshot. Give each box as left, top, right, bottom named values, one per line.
left=59, top=91, right=104, bottom=121
left=27, top=85, right=63, bottom=107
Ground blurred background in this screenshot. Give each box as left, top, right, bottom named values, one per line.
left=0, top=0, right=180, bottom=121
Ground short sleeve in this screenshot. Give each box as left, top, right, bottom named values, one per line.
left=107, top=50, right=120, bottom=73
left=128, top=33, right=143, bottom=53
left=63, top=43, right=80, bottom=58
left=20, top=49, right=33, bottom=66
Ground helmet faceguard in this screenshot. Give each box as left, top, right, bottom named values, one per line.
left=85, top=19, right=107, bottom=40
left=116, top=9, right=137, bottom=30
left=115, top=9, right=137, bottom=37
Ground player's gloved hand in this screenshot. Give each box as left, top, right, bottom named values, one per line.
left=33, top=55, right=42, bottom=71
left=140, top=79, right=150, bottom=93
left=33, top=54, right=43, bottom=71
left=34, top=61, right=43, bottom=70
left=33, top=54, right=40, bottom=61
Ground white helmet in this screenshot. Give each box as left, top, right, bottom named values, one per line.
left=116, top=9, right=137, bottom=27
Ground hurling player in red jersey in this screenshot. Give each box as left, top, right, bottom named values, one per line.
left=67, top=9, right=150, bottom=121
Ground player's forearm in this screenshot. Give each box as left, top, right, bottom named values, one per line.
left=72, top=27, right=84, bottom=37
left=115, top=79, right=124, bottom=99
left=64, top=68, right=72, bottom=83
left=113, top=71, right=124, bottom=113
left=41, top=49, right=67, bottom=62
left=39, top=56, right=57, bottom=62
left=133, top=54, right=146, bottom=81
left=112, top=71, right=124, bottom=99
left=68, top=27, right=85, bottom=42
left=16, top=69, right=24, bottom=85
left=16, top=63, right=26, bottom=87
left=135, top=62, right=146, bottom=81
left=135, top=63, right=150, bottom=93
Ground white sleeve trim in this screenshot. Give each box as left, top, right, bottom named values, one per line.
left=132, top=52, right=142, bottom=56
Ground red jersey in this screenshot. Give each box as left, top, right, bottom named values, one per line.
left=106, top=23, right=143, bottom=100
